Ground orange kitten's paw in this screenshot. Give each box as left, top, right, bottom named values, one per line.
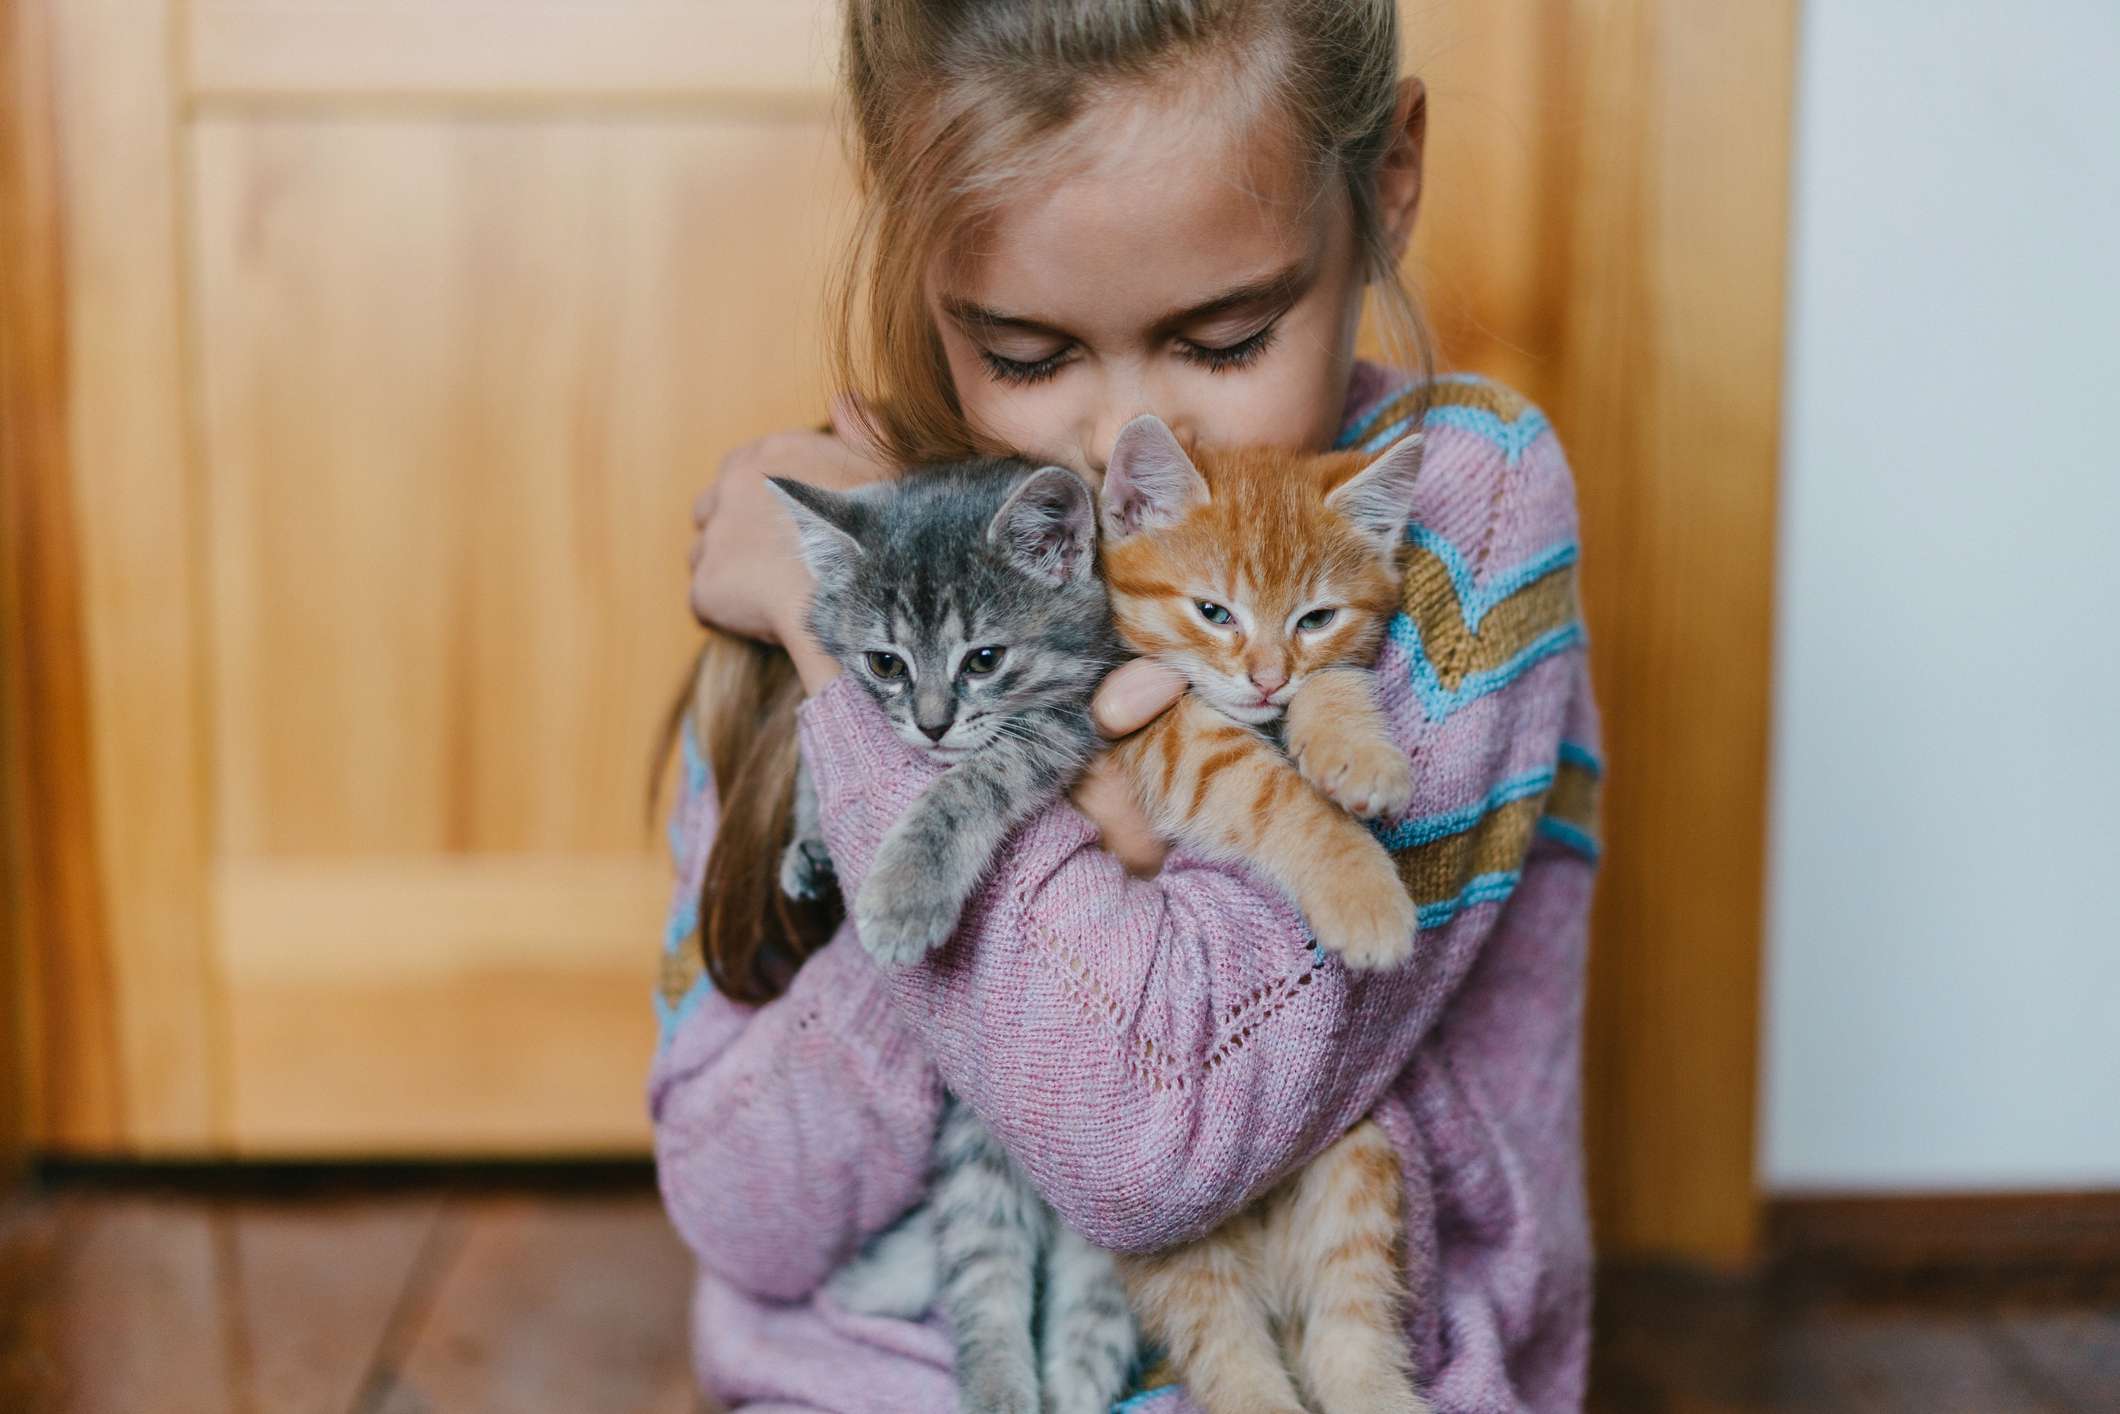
left=1304, top=847, right=1418, bottom=970
left=1292, top=729, right=1415, bottom=820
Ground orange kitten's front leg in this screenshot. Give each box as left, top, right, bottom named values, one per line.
left=1118, top=697, right=1416, bottom=970
left=1284, top=667, right=1414, bottom=821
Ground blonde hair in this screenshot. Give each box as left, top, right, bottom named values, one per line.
left=697, top=0, right=1433, bottom=1001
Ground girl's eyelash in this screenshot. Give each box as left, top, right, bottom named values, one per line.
left=978, top=346, right=1073, bottom=387
left=1178, top=320, right=1280, bottom=373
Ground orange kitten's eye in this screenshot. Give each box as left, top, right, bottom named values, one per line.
left=1296, top=608, right=1338, bottom=632
left=1196, top=601, right=1233, bottom=626
left=865, top=651, right=907, bottom=681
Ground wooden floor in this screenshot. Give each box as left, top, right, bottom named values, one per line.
left=2, top=1173, right=2115, bottom=1412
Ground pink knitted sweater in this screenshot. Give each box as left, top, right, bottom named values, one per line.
left=650, top=367, right=1603, bottom=1413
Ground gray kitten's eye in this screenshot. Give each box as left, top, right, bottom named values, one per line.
left=963, top=646, right=1007, bottom=677
left=1296, top=608, right=1338, bottom=632
left=864, top=651, right=906, bottom=681
left=1196, top=601, right=1233, bottom=626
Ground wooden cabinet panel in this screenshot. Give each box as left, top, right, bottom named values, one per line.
left=189, top=115, right=852, bottom=1149
left=219, top=858, right=666, bottom=1152
left=188, top=1, right=838, bottom=102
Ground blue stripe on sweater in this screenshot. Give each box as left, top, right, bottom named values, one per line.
left=1419, top=870, right=1524, bottom=929
left=1333, top=374, right=1551, bottom=461
left=1333, top=372, right=1501, bottom=448
left=1539, top=816, right=1601, bottom=862
left=1406, top=526, right=1579, bottom=632
left=1370, top=767, right=1557, bottom=852
left=1390, top=614, right=1585, bottom=722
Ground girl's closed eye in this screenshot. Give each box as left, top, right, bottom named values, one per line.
left=1175, top=317, right=1281, bottom=373
left=978, top=319, right=1282, bottom=387
left=979, top=343, right=1076, bottom=387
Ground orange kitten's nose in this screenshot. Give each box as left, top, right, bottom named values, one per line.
left=1249, top=665, right=1288, bottom=695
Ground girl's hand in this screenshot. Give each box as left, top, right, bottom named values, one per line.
left=690, top=400, right=893, bottom=682
left=1072, top=661, right=1187, bottom=876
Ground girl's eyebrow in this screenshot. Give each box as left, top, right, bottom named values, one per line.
left=941, top=297, right=1065, bottom=339
left=1149, top=259, right=1313, bottom=335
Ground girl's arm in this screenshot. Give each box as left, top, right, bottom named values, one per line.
left=648, top=734, right=942, bottom=1302
left=800, top=426, right=1595, bottom=1255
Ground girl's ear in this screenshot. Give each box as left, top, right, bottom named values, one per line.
left=1375, top=76, right=1428, bottom=264
left=990, top=465, right=1097, bottom=586
left=1100, top=414, right=1209, bottom=540
left=1326, top=432, right=1424, bottom=556
left=766, top=476, right=866, bottom=582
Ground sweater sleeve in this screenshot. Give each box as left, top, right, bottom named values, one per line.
left=799, top=418, right=1592, bottom=1255
left=647, top=724, right=943, bottom=1302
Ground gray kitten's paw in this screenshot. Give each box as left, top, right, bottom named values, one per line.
left=960, top=1363, right=1040, bottom=1414
left=778, top=837, right=835, bottom=901
left=824, top=1250, right=933, bottom=1321
left=852, top=842, right=964, bottom=966
left=1044, top=1383, right=1133, bottom=1414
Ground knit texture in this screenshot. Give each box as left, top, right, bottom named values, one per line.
left=650, top=366, right=1602, bottom=1413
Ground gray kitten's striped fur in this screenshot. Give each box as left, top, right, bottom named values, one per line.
left=771, top=460, right=1137, bottom=1413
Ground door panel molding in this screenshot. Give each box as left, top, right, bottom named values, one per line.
left=188, top=1, right=839, bottom=104
left=44, top=0, right=222, bottom=1151
left=2, top=0, right=124, bottom=1154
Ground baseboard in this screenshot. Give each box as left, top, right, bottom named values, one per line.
left=1768, top=1190, right=2120, bottom=1273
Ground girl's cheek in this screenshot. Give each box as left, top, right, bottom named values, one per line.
left=1192, top=350, right=1347, bottom=451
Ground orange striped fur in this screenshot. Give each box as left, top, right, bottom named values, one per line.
left=1098, top=420, right=1427, bottom=1412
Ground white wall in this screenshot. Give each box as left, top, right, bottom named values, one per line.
left=1764, top=0, right=2120, bottom=1191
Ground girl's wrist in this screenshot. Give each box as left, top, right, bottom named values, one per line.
left=778, top=608, right=842, bottom=694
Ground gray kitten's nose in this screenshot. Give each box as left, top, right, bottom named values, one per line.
left=919, top=721, right=951, bottom=743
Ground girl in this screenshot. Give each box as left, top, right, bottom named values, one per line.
left=661, top=3, right=1602, bottom=1410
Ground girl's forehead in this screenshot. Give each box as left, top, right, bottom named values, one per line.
left=939, top=92, right=1337, bottom=337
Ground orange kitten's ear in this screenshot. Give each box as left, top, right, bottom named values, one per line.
left=767, top=475, right=866, bottom=583
left=989, top=465, right=1098, bottom=586
left=1326, top=433, right=1425, bottom=557
left=1100, top=414, right=1208, bottom=541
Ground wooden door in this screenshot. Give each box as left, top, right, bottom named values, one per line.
left=16, top=0, right=1790, bottom=1264
left=28, top=0, right=855, bottom=1157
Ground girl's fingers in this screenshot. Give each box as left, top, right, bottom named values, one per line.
left=1093, top=660, right=1186, bottom=739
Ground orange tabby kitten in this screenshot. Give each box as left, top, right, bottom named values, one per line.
left=1100, top=415, right=1428, bottom=1414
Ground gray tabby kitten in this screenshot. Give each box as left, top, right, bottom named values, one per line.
left=768, top=460, right=1116, bottom=963
left=768, top=460, right=1138, bottom=1414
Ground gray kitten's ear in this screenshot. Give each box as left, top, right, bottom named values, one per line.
left=1326, top=432, right=1424, bottom=556
left=766, top=476, right=865, bottom=581
left=989, top=465, right=1097, bottom=586
left=1099, top=414, right=1208, bottom=540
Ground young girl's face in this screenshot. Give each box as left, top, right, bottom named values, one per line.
left=927, top=89, right=1374, bottom=485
